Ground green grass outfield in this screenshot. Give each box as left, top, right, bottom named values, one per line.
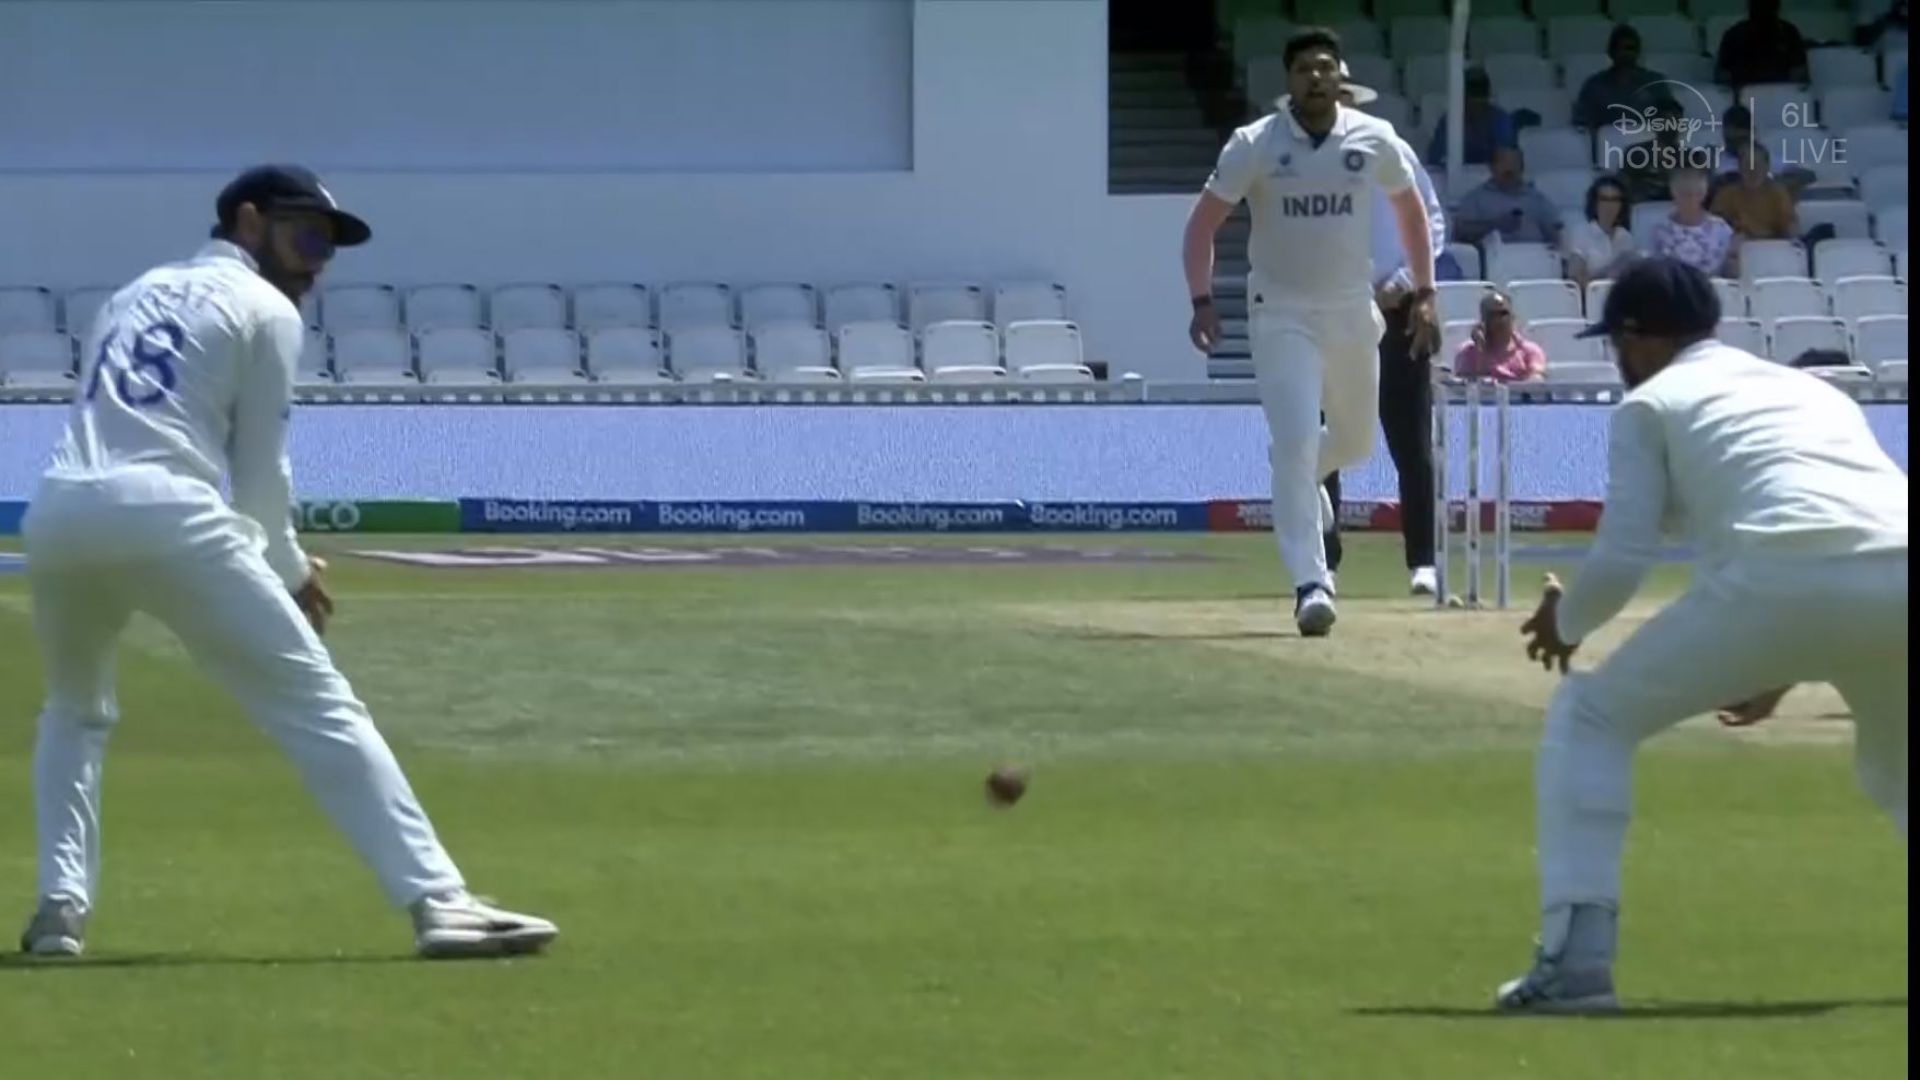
left=0, top=533, right=1905, bottom=1079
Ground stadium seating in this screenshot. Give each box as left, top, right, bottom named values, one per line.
left=751, top=323, right=839, bottom=382
left=907, top=283, right=989, bottom=334
left=1543, top=360, right=1620, bottom=383
left=1860, top=165, right=1909, bottom=211
left=1546, top=16, right=1614, bottom=57
left=739, top=283, right=818, bottom=331
left=1482, top=54, right=1556, bottom=93
left=1768, top=316, right=1851, bottom=364
left=1852, top=314, right=1909, bottom=371
left=298, top=328, right=331, bottom=385
left=823, top=283, right=900, bottom=334
left=1526, top=317, right=1603, bottom=366
left=1518, top=128, right=1590, bottom=173
left=490, top=284, right=569, bottom=333
left=1876, top=359, right=1909, bottom=382
left=1819, top=86, right=1893, bottom=129
left=416, top=327, right=500, bottom=385
left=1469, top=18, right=1540, bottom=59
left=669, top=326, right=751, bottom=382
left=1876, top=206, right=1908, bottom=250
left=658, top=282, right=734, bottom=333
left=1748, top=277, right=1830, bottom=324
left=64, top=287, right=115, bottom=336
left=1745, top=83, right=1817, bottom=132
left=1004, top=320, right=1092, bottom=380
left=585, top=327, right=670, bottom=384
left=1740, top=241, right=1810, bottom=283
left=1813, top=238, right=1896, bottom=283
left=1487, top=243, right=1563, bottom=286
left=1535, top=167, right=1597, bottom=212
left=1830, top=276, right=1907, bottom=321
left=1716, top=317, right=1767, bottom=354
left=1440, top=319, right=1477, bottom=367
left=1499, top=88, right=1572, bottom=129
left=331, top=328, right=415, bottom=385
left=1712, top=277, right=1749, bottom=318
left=1437, top=281, right=1495, bottom=323
left=1635, top=15, right=1699, bottom=54
left=837, top=321, right=920, bottom=380
left=1796, top=199, right=1873, bottom=240
left=992, top=282, right=1068, bottom=327
left=502, top=328, right=587, bottom=383
left=1846, top=126, right=1910, bottom=173
left=1585, top=279, right=1611, bottom=318
left=1446, top=242, right=1483, bottom=280
left=406, top=284, right=483, bottom=331
left=1643, top=51, right=1713, bottom=84
left=572, top=283, right=653, bottom=331
left=1507, top=278, right=1583, bottom=321
left=921, top=320, right=1005, bottom=380
left=1390, top=18, right=1450, bottom=62
left=0, top=286, right=56, bottom=334
left=0, top=330, right=75, bottom=386
left=323, top=284, right=401, bottom=331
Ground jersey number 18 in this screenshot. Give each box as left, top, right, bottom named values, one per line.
left=84, top=320, right=185, bottom=408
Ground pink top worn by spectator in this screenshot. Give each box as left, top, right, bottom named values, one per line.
left=1453, top=331, right=1546, bottom=382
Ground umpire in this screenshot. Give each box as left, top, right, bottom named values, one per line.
left=1323, top=72, right=1450, bottom=595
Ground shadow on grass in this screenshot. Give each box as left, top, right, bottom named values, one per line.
left=1055, top=629, right=1299, bottom=643
left=1353, top=997, right=1907, bottom=1021
left=0, top=951, right=415, bottom=972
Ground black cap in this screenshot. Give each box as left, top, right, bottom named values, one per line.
left=215, top=165, right=371, bottom=247
left=1578, top=256, right=1722, bottom=339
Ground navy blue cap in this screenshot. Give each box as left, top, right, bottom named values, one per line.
left=216, top=165, right=371, bottom=247
left=1577, top=256, right=1721, bottom=339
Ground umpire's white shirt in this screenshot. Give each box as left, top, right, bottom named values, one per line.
left=1559, top=339, right=1908, bottom=642
left=46, top=240, right=311, bottom=589
left=1205, top=105, right=1417, bottom=310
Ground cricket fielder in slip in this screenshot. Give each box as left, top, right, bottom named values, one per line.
left=1498, top=258, right=1907, bottom=1011
left=1184, top=28, right=1440, bottom=637
left=19, top=165, right=557, bottom=959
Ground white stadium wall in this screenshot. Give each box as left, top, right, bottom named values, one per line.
left=0, top=0, right=1199, bottom=381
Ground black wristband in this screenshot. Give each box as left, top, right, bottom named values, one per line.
left=1191, top=294, right=1214, bottom=310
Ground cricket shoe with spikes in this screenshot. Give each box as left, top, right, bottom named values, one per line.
left=1494, top=903, right=1621, bottom=1013
left=19, top=895, right=86, bottom=958
left=411, top=891, right=559, bottom=959
left=1294, top=583, right=1337, bottom=637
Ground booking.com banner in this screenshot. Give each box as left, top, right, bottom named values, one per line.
left=457, top=499, right=1213, bottom=533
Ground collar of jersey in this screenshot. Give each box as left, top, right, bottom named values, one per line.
left=200, top=239, right=261, bottom=275
left=1284, top=103, right=1353, bottom=142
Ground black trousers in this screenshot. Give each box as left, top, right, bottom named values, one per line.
left=1323, top=296, right=1435, bottom=573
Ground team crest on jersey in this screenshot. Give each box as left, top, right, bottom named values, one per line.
left=1343, top=149, right=1366, bottom=172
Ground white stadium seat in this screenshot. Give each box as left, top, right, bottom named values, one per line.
left=1796, top=199, right=1874, bottom=240
left=501, top=328, right=586, bottom=383
left=1519, top=127, right=1592, bottom=173
left=836, top=320, right=919, bottom=380
left=298, top=328, right=331, bottom=385
left=921, top=320, right=1004, bottom=380
left=907, top=283, right=987, bottom=333
left=1558, top=53, right=1609, bottom=96
left=298, top=292, right=320, bottom=329
left=738, top=283, right=818, bottom=331
left=1402, top=55, right=1449, bottom=101
left=751, top=323, right=839, bottom=382
left=1830, top=276, right=1907, bottom=321
left=1852, top=314, right=1909, bottom=371
left=1859, top=165, right=1909, bottom=211
left=330, top=328, right=415, bottom=385
left=1844, top=125, right=1910, bottom=173
left=415, top=328, right=499, bottom=385
left=489, top=284, right=568, bottom=333
left=1748, top=277, right=1830, bottom=323
left=1756, top=127, right=1848, bottom=186
left=1814, top=238, right=1896, bottom=284
left=1482, top=54, right=1557, bottom=93
left=1716, top=317, right=1767, bottom=354
left=1742, top=83, right=1817, bottom=132
left=1547, top=16, right=1614, bottom=57
left=668, top=326, right=750, bottom=382
left=1390, top=18, right=1450, bottom=62
left=1544, top=360, right=1620, bottom=384
left=0, top=286, right=56, bottom=333
left=1439, top=320, right=1478, bottom=370
left=848, top=368, right=927, bottom=385
left=1634, top=15, right=1699, bottom=54
left=1739, top=240, right=1809, bottom=283
left=571, top=283, right=653, bottom=331
left=0, top=330, right=75, bottom=386
left=1790, top=9, right=1853, bottom=46
left=823, top=283, right=900, bottom=333
left=1528, top=317, right=1604, bottom=366
left=1642, top=51, right=1713, bottom=85
left=1819, top=86, right=1892, bottom=129
left=1486, top=242, right=1562, bottom=285
left=586, top=327, right=671, bottom=383
left=1508, top=278, right=1584, bottom=321
left=322, top=284, right=400, bottom=332
left=658, top=282, right=734, bottom=333
left=404, top=284, right=481, bottom=331
left=1004, top=319, right=1090, bottom=379
left=1768, top=316, right=1851, bottom=364
left=1876, top=206, right=1908, bottom=251
left=1875, top=359, right=1908, bottom=382
left=1470, top=18, right=1541, bottom=59
left=1436, top=281, right=1496, bottom=323
left=1445, top=242, right=1482, bottom=280
left=64, top=286, right=116, bottom=338
left=1585, top=279, right=1612, bottom=317
left=993, top=282, right=1068, bottom=327
left=1712, top=277, right=1749, bottom=318
left=1345, top=54, right=1398, bottom=96
left=1330, top=19, right=1386, bottom=57
left=1498, top=89, right=1573, bottom=129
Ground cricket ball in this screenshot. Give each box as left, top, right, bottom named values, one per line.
left=985, top=765, right=1029, bottom=807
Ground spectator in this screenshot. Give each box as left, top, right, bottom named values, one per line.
left=1651, top=169, right=1739, bottom=277
left=1716, top=0, right=1810, bottom=89
left=1453, top=290, right=1546, bottom=382
left=1564, top=176, right=1640, bottom=290
left=1425, top=68, right=1517, bottom=167
left=1710, top=105, right=1814, bottom=197
left=1620, top=101, right=1690, bottom=203
left=1854, top=0, right=1909, bottom=52
left=1710, top=143, right=1799, bottom=241
left=1451, top=147, right=1563, bottom=246
left=1574, top=26, right=1678, bottom=131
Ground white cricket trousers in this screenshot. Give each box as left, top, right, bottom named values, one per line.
left=1250, top=300, right=1385, bottom=590
left=21, top=468, right=465, bottom=911
left=1536, top=550, right=1908, bottom=913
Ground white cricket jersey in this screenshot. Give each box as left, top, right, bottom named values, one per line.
left=47, top=240, right=311, bottom=589
left=1558, top=339, right=1908, bottom=642
left=1205, top=105, right=1418, bottom=310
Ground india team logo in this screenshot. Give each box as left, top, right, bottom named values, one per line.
left=1342, top=149, right=1365, bottom=172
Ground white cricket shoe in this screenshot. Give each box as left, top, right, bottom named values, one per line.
left=1294, top=584, right=1337, bottom=637
left=1494, top=903, right=1620, bottom=1013
left=411, top=891, right=558, bottom=959
left=19, top=895, right=86, bottom=958
left=1409, top=566, right=1438, bottom=596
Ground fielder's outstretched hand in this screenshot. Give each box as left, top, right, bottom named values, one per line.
left=295, top=556, right=336, bottom=637
left=1520, top=573, right=1577, bottom=674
